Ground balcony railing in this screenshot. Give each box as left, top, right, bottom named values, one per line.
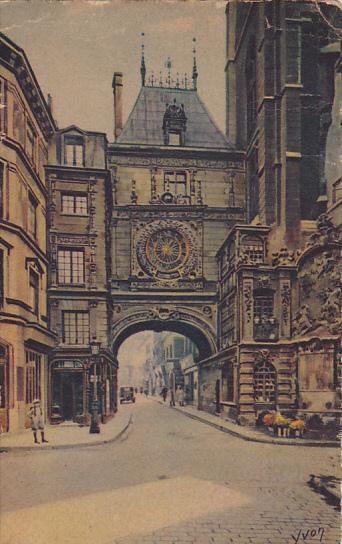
left=253, top=316, right=279, bottom=342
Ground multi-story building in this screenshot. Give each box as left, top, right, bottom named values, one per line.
left=46, top=126, right=117, bottom=424
left=150, top=331, right=198, bottom=399
left=207, top=0, right=341, bottom=425
left=0, top=33, right=56, bottom=432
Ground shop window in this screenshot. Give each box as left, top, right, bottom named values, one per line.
left=254, top=360, right=276, bottom=402
left=25, top=349, right=42, bottom=404
left=28, top=192, right=38, bottom=239
left=62, top=311, right=89, bottom=345
left=240, top=235, right=264, bottom=263
left=64, top=135, right=84, bottom=167
left=61, top=192, right=88, bottom=215
left=29, top=269, right=39, bottom=316
left=222, top=362, right=234, bottom=402
left=164, top=171, right=187, bottom=195
left=57, top=248, right=85, bottom=284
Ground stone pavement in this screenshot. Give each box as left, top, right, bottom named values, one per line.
left=0, top=409, right=132, bottom=451
left=1, top=399, right=339, bottom=544
left=113, top=499, right=340, bottom=544
left=155, top=399, right=339, bottom=448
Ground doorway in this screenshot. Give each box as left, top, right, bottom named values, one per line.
left=52, top=370, right=83, bottom=422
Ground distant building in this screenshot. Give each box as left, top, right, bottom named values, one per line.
left=46, top=127, right=117, bottom=424
left=0, top=33, right=56, bottom=432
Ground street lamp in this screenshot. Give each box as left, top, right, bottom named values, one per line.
left=89, top=338, right=101, bottom=434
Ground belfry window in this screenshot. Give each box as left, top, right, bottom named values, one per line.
left=162, top=99, right=187, bottom=146
left=168, top=133, right=181, bottom=146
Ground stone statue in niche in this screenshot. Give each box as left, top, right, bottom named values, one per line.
left=292, top=305, right=314, bottom=335
left=320, top=285, right=342, bottom=323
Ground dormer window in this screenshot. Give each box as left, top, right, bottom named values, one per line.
left=163, top=99, right=187, bottom=146
left=64, top=135, right=84, bottom=167
left=168, top=132, right=181, bottom=146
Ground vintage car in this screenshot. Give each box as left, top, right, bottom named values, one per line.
left=120, top=386, right=136, bottom=404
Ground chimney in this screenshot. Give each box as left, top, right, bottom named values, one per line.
left=112, top=72, right=123, bottom=141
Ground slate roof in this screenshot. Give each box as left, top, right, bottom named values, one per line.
left=117, top=86, right=232, bottom=149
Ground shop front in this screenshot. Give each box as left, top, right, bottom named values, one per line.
left=49, top=355, right=117, bottom=425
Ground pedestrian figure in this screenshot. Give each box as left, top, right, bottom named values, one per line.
left=28, top=399, right=48, bottom=444
left=161, top=387, right=168, bottom=402
left=144, top=388, right=148, bottom=398
left=178, top=386, right=185, bottom=407
left=169, top=388, right=175, bottom=407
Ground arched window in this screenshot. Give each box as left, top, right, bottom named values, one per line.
left=245, top=38, right=257, bottom=139
left=254, top=360, right=276, bottom=402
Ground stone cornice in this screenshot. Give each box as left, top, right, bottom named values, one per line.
left=0, top=32, right=56, bottom=139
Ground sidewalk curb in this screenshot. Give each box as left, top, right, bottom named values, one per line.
left=164, top=403, right=339, bottom=448
left=0, top=413, right=133, bottom=453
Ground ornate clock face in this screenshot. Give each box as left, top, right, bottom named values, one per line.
left=135, top=220, right=201, bottom=281
left=145, top=229, right=189, bottom=273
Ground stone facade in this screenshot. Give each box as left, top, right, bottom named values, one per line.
left=0, top=33, right=56, bottom=432
left=46, top=127, right=117, bottom=425
left=202, top=0, right=341, bottom=425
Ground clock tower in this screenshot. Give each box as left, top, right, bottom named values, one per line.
left=108, top=43, right=245, bottom=379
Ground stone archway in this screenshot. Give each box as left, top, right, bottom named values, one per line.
left=111, top=307, right=217, bottom=361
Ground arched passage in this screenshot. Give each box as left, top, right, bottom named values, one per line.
left=111, top=312, right=217, bottom=362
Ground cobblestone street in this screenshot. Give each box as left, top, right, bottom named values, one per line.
left=1, top=399, right=340, bottom=544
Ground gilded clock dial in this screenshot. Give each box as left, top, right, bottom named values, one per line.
left=145, top=229, right=189, bottom=273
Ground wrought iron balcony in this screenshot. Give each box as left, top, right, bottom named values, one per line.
left=253, top=316, right=279, bottom=342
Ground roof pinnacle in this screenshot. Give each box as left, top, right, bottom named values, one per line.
left=140, top=32, right=146, bottom=86
left=192, top=37, right=198, bottom=90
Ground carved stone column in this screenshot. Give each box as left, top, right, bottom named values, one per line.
left=280, top=277, right=291, bottom=338
left=242, top=276, right=254, bottom=340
